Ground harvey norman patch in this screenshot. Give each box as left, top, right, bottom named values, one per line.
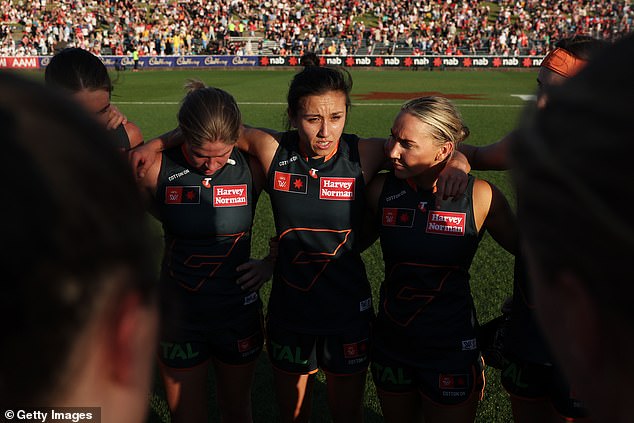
left=426, top=211, right=466, bottom=236
left=274, top=171, right=308, bottom=194
left=319, top=177, right=355, bottom=200
left=165, top=186, right=201, bottom=204
left=213, top=184, right=248, bottom=207
left=382, top=208, right=415, bottom=228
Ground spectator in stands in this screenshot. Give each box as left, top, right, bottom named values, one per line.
left=2, top=1, right=631, bottom=57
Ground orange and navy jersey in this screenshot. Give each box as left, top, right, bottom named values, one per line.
left=266, top=131, right=372, bottom=334
left=375, top=172, right=481, bottom=358
left=111, top=123, right=131, bottom=150
left=155, top=145, right=259, bottom=327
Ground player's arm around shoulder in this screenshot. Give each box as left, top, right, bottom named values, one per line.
left=135, top=150, right=163, bottom=212
left=365, top=172, right=387, bottom=217
left=358, top=137, right=389, bottom=185
left=472, top=178, right=518, bottom=255
left=357, top=172, right=388, bottom=252
left=124, top=121, right=144, bottom=150
left=238, top=125, right=281, bottom=177
left=235, top=154, right=275, bottom=293
left=128, top=127, right=182, bottom=178
left=247, top=154, right=266, bottom=198
left=459, top=130, right=516, bottom=171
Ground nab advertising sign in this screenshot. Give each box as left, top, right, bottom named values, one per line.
left=1, top=55, right=544, bottom=70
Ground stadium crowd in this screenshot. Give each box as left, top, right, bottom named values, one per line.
left=1, top=0, right=632, bottom=57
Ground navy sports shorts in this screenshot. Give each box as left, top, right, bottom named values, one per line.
left=158, top=307, right=264, bottom=368
left=266, top=319, right=370, bottom=375
left=501, top=352, right=589, bottom=418
left=371, top=346, right=484, bottom=406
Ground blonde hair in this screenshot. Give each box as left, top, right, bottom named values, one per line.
left=400, top=96, right=469, bottom=150
left=178, top=79, right=241, bottom=148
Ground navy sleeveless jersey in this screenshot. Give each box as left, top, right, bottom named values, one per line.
left=110, top=123, right=131, bottom=150
left=375, top=172, right=483, bottom=363
left=266, top=131, right=372, bottom=334
left=155, top=145, right=259, bottom=329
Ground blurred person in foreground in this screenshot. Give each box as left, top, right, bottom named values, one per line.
left=512, top=33, right=634, bottom=423
left=0, top=71, right=159, bottom=423
left=438, top=35, right=608, bottom=422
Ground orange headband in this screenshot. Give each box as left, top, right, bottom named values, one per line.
left=541, top=47, right=588, bottom=78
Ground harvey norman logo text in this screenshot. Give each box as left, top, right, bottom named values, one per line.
left=426, top=211, right=466, bottom=236
left=213, top=184, right=248, bottom=207
left=319, top=177, right=355, bottom=200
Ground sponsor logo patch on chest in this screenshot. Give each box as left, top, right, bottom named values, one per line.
left=439, top=373, right=469, bottom=390
left=343, top=339, right=368, bottom=359
left=237, top=331, right=259, bottom=353
left=165, top=186, right=200, bottom=204
left=213, top=184, right=248, bottom=207
left=319, top=177, right=355, bottom=200
left=274, top=171, right=308, bottom=194
left=382, top=208, right=415, bottom=227
left=426, top=211, right=466, bottom=236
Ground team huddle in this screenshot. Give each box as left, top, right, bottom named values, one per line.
left=2, top=32, right=633, bottom=423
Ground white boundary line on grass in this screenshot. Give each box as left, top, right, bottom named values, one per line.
left=113, top=101, right=526, bottom=108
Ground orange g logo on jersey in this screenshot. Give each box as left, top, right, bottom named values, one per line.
left=383, top=262, right=461, bottom=327
left=277, top=228, right=352, bottom=291
left=167, top=232, right=247, bottom=291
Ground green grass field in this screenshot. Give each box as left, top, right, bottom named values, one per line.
left=19, top=67, right=536, bottom=422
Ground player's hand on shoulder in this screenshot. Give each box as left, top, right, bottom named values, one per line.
left=128, top=142, right=160, bottom=179
left=128, top=129, right=181, bottom=179
left=435, top=151, right=470, bottom=208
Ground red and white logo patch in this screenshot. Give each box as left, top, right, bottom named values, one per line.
left=343, top=339, right=368, bottom=359
left=165, top=186, right=200, bottom=204
left=439, top=374, right=468, bottom=390
left=382, top=208, right=415, bottom=227
left=237, top=333, right=259, bottom=353
left=319, top=177, right=355, bottom=200
left=426, top=211, right=466, bottom=236
left=274, top=171, right=308, bottom=194
left=213, top=184, right=248, bottom=207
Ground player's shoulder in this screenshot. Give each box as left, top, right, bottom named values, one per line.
left=124, top=121, right=144, bottom=149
